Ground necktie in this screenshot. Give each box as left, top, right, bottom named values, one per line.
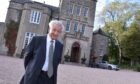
left=47, top=40, right=54, bottom=78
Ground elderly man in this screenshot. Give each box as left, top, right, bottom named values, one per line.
left=20, top=20, right=64, bottom=84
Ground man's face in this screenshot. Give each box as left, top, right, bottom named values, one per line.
left=48, top=24, right=62, bottom=40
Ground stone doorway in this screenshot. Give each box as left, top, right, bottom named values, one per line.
left=70, top=42, right=80, bottom=63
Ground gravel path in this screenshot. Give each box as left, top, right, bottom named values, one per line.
left=0, top=55, right=140, bottom=84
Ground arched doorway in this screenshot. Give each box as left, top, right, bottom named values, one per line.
left=70, top=42, right=80, bottom=63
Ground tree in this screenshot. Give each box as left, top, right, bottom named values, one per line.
left=120, top=22, right=140, bottom=66
left=108, top=35, right=119, bottom=64
left=135, top=10, right=140, bottom=27
left=120, top=10, right=140, bottom=66
left=101, top=1, right=140, bottom=64
left=4, top=20, right=19, bottom=56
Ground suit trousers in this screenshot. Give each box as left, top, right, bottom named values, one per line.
left=37, top=71, right=55, bottom=84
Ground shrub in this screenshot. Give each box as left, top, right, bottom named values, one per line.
left=135, top=65, right=140, bottom=72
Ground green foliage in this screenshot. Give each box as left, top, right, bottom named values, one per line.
left=102, top=54, right=109, bottom=61
left=101, top=1, right=140, bottom=65
left=121, top=22, right=140, bottom=62
left=136, top=10, right=140, bottom=21
left=108, top=44, right=119, bottom=64
left=119, top=64, right=132, bottom=69
left=4, top=20, right=19, bottom=56
left=120, top=64, right=140, bottom=72
left=102, top=1, right=139, bottom=33
left=135, top=65, right=140, bottom=72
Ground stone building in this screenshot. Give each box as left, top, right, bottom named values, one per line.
left=0, top=22, right=7, bottom=55
left=0, top=22, right=5, bottom=46
left=59, top=0, right=97, bottom=64
left=4, top=0, right=97, bottom=64
left=91, top=29, right=109, bottom=63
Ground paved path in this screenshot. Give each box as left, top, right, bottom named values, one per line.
left=0, top=55, right=140, bottom=84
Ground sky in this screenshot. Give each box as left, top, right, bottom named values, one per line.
left=0, top=0, right=140, bottom=30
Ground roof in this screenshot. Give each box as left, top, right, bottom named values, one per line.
left=10, top=0, right=31, bottom=4
left=0, top=22, right=5, bottom=29
left=11, top=0, right=59, bottom=13
left=93, top=28, right=109, bottom=37
left=0, top=22, right=5, bottom=25
left=30, top=1, right=59, bottom=12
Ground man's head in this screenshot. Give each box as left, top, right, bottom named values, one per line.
left=48, top=20, right=64, bottom=40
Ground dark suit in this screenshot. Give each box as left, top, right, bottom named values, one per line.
left=20, top=36, right=63, bottom=84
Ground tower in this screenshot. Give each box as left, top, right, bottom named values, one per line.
left=59, top=0, right=97, bottom=64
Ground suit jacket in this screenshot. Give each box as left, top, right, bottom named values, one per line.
left=20, top=36, right=63, bottom=84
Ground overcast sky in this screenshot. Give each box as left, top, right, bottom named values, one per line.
left=0, top=0, right=139, bottom=30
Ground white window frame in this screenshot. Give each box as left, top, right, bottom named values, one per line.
left=74, top=21, right=78, bottom=32
left=76, top=5, right=81, bottom=16
left=23, top=32, right=36, bottom=49
left=66, top=20, right=71, bottom=32
left=30, top=10, right=41, bottom=24
left=83, top=7, right=89, bottom=17
left=69, top=4, right=74, bottom=14
left=81, top=24, right=86, bottom=34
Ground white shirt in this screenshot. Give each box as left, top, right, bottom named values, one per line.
left=42, top=34, right=55, bottom=71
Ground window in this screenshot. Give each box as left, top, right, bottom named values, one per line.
left=23, top=32, right=36, bottom=48
left=16, top=10, right=21, bottom=22
left=30, top=10, right=41, bottom=24
left=83, top=7, right=88, bottom=17
left=68, top=4, right=74, bottom=14
left=76, top=5, right=81, bottom=16
left=81, top=24, right=85, bottom=34
left=74, top=22, right=78, bottom=32
left=66, top=20, right=71, bottom=32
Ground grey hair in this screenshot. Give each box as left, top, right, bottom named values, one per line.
left=49, top=20, right=64, bottom=31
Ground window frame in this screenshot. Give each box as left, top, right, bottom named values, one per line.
left=68, top=3, right=74, bottom=14
left=30, top=10, right=41, bottom=24
left=83, top=7, right=89, bottom=17
left=74, top=21, right=79, bottom=32
left=76, top=5, right=81, bottom=16
left=23, top=32, right=36, bottom=49
left=81, top=24, right=86, bottom=34
left=66, top=20, right=71, bottom=32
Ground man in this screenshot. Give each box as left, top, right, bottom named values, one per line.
left=20, top=20, right=64, bottom=84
